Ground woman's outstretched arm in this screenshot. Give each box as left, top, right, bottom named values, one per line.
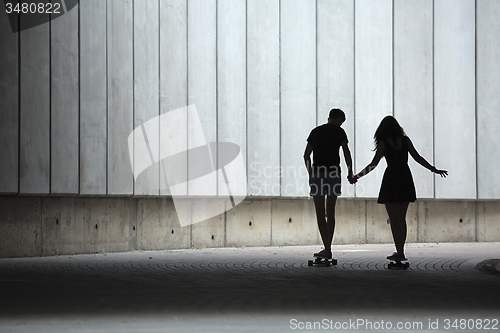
left=406, top=137, right=448, bottom=177
left=354, top=141, right=385, bottom=181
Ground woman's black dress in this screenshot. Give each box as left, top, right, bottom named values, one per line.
left=377, top=136, right=417, bottom=204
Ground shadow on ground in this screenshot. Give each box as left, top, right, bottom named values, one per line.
left=1, top=244, right=499, bottom=320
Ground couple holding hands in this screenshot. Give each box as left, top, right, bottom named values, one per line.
left=304, top=109, right=448, bottom=262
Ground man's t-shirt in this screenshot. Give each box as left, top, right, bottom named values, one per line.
left=307, top=123, right=348, bottom=173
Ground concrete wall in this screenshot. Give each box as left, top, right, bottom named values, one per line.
left=354, top=0, right=392, bottom=199
left=393, top=0, right=434, bottom=199
left=434, top=0, right=476, bottom=200
left=477, top=0, right=500, bottom=200
left=1, top=197, right=499, bottom=258
left=1, top=1, right=500, bottom=200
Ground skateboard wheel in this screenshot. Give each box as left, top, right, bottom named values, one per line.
left=308, top=260, right=313, bottom=266
left=332, top=259, right=338, bottom=265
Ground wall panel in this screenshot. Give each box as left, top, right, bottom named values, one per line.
left=317, top=0, right=354, bottom=198
left=394, top=0, right=433, bottom=199
left=51, top=3, right=79, bottom=194
left=477, top=0, right=500, bottom=199
left=20, top=13, right=50, bottom=194
left=247, top=0, right=280, bottom=196
left=107, top=0, right=134, bottom=195
left=159, top=0, right=187, bottom=196
left=354, top=0, right=392, bottom=198
left=434, top=0, right=476, bottom=199
left=1, top=0, right=496, bottom=201
left=134, top=0, right=160, bottom=196
left=80, top=0, right=107, bottom=195
left=280, top=0, right=316, bottom=197
left=187, top=0, right=217, bottom=196
left=217, top=0, right=246, bottom=195
left=0, top=3, right=18, bottom=193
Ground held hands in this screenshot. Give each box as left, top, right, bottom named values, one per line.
left=347, top=174, right=357, bottom=185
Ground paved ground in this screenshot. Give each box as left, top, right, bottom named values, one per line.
left=0, top=242, right=499, bottom=332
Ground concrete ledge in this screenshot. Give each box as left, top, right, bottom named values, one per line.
left=0, top=197, right=499, bottom=258
left=419, top=201, right=476, bottom=242
left=137, top=198, right=190, bottom=250
left=270, top=199, right=317, bottom=246
left=0, top=198, right=41, bottom=257
left=333, top=199, right=365, bottom=244
left=192, top=200, right=226, bottom=249
left=226, top=200, right=271, bottom=247
left=477, top=201, right=500, bottom=242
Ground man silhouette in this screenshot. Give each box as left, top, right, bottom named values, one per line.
left=303, top=109, right=355, bottom=259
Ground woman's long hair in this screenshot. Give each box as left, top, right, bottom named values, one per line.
left=374, top=115, right=406, bottom=150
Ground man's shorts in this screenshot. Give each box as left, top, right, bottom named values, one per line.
left=309, top=171, right=341, bottom=196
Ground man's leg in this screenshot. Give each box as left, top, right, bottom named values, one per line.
left=312, top=195, right=329, bottom=251
left=326, top=195, right=338, bottom=248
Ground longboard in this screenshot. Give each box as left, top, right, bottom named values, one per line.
left=388, top=260, right=409, bottom=269
left=308, top=256, right=337, bottom=267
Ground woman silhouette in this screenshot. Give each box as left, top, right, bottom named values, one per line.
left=353, top=116, right=447, bottom=261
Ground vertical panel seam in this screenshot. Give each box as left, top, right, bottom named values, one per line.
left=78, top=2, right=81, bottom=195
left=474, top=201, right=478, bottom=242
left=279, top=0, right=282, bottom=197
left=49, top=13, right=52, bottom=195
left=475, top=0, right=478, bottom=200
left=432, top=0, right=435, bottom=199
left=18, top=12, right=21, bottom=195
left=270, top=199, right=273, bottom=246
left=186, top=0, right=189, bottom=197
left=106, top=0, right=109, bottom=195
left=224, top=208, right=227, bottom=247
left=416, top=201, right=420, bottom=242
left=364, top=200, right=367, bottom=242
left=392, top=0, right=395, bottom=117
left=245, top=0, right=248, bottom=196
left=132, top=0, right=135, bottom=196
left=315, top=0, right=318, bottom=127
left=216, top=0, right=219, bottom=195
left=158, top=0, right=161, bottom=196
left=190, top=221, right=193, bottom=248
left=40, top=198, right=43, bottom=255
left=314, top=0, right=317, bottom=198
left=353, top=0, right=356, bottom=198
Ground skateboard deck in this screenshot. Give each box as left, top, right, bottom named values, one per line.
left=388, top=259, right=409, bottom=269
left=308, top=256, right=337, bottom=267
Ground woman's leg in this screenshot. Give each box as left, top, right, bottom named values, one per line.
left=385, top=202, right=409, bottom=255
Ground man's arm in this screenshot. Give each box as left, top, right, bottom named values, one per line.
left=303, top=143, right=313, bottom=177
left=341, top=141, right=354, bottom=182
